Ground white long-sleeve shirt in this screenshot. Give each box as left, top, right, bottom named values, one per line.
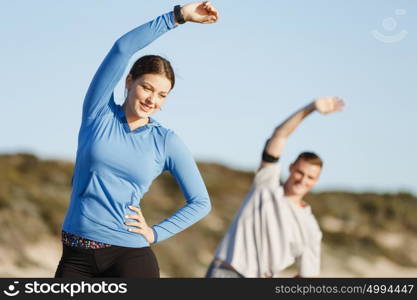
left=214, top=163, right=322, bottom=277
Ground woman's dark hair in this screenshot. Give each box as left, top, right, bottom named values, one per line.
left=128, top=55, right=175, bottom=89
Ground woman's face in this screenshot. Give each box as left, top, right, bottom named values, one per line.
left=125, top=73, right=172, bottom=119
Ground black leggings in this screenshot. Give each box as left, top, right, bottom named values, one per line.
left=55, top=244, right=160, bottom=278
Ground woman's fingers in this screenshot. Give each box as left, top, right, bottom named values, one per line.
left=126, top=206, right=147, bottom=226
left=125, top=221, right=155, bottom=243
left=124, top=205, right=154, bottom=243
left=183, top=1, right=218, bottom=24
left=202, top=17, right=216, bottom=24
left=127, top=205, right=145, bottom=219
left=128, top=227, right=145, bottom=234
left=204, top=2, right=218, bottom=16
left=205, top=5, right=219, bottom=21
left=128, top=205, right=140, bottom=213
left=125, top=221, right=144, bottom=228
left=203, top=14, right=218, bottom=23
left=125, top=216, right=146, bottom=234
left=125, top=214, right=137, bottom=220
left=209, top=7, right=219, bottom=18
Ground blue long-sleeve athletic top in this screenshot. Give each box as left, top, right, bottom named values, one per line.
left=62, top=11, right=211, bottom=248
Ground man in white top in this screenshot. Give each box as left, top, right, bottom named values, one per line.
left=206, top=97, right=345, bottom=278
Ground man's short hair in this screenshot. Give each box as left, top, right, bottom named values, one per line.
left=294, top=152, right=323, bottom=168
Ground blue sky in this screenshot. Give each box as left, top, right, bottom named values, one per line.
left=1, top=0, right=416, bottom=194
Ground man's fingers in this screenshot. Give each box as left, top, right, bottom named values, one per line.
left=335, top=98, right=346, bottom=111
left=337, top=98, right=345, bottom=106
left=336, top=102, right=345, bottom=109
left=328, top=97, right=345, bottom=112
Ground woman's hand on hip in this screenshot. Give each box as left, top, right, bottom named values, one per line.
left=125, top=206, right=155, bottom=244
left=181, top=1, right=219, bottom=24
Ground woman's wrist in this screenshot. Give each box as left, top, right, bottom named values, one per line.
left=150, top=226, right=158, bottom=244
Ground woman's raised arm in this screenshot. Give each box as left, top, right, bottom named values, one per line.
left=82, top=12, right=177, bottom=122
left=82, top=2, right=219, bottom=122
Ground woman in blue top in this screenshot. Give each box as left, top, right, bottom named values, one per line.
left=55, top=1, right=219, bottom=278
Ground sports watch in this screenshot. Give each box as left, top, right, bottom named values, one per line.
left=174, top=5, right=186, bottom=24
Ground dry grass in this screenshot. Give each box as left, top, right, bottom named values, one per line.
left=1, top=153, right=416, bottom=277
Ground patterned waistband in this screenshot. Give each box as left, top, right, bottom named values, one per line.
left=61, top=231, right=112, bottom=249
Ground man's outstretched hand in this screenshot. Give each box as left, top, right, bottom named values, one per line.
left=314, top=97, right=345, bottom=115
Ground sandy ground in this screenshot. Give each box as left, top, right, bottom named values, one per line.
left=1, top=237, right=416, bottom=278
left=0, top=237, right=62, bottom=277
left=281, top=256, right=417, bottom=278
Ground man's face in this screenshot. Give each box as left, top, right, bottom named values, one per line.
left=285, top=159, right=322, bottom=198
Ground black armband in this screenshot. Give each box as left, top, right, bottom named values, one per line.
left=262, top=139, right=280, bottom=162
left=262, top=150, right=280, bottom=163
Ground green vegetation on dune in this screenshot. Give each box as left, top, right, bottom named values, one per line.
left=0, top=153, right=416, bottom=276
